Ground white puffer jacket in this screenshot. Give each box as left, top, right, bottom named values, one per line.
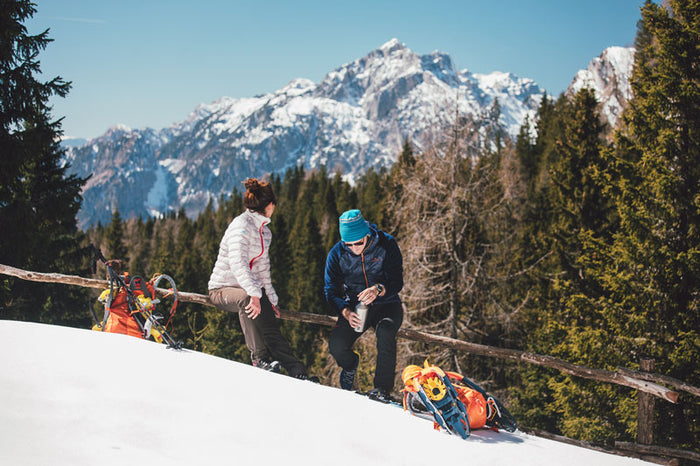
left=208, top=209, right=279, bottom=306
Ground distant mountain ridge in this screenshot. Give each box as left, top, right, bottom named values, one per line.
left=64, top=39, right=634, bottom=228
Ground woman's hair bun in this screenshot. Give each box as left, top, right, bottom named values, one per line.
left=242, top=177, right=277, bottom=213
left=244, top=178, right=261, bottom=191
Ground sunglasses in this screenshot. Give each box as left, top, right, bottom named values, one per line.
left=345, top=238, right=366, bottom=247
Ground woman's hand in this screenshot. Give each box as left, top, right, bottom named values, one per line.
left=272, top=304, right=281, bottom=318
left=245, top=296, right=262, bottom=319
left=357, top=285, right=380, bottom=305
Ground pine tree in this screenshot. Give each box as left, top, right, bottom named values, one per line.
left=591, top=0, right=700, bottom=448
left=356, top=167, right=387, bottom=226
left=270, top=207, right=292, bottom=306
left=0, top=1, right=87, bottom=324
left=548, top=89, right=613, bottom=294
left=333, top=171, right=359, bottom=214
left=318, top=175, right=340, bottom=253
left=267, top=179, right=327, bottom=370
left=149, top=224, right=176, bottom=277
left=526, top=89, right=634, bottom=442
left=515, top=115, right=538, bottom=192
left=104, top=209, right=128, bottom=261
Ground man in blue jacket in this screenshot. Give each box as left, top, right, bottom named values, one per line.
left=324, top=209, right=404, bottom=402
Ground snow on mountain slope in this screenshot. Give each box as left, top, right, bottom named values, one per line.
left=567, top=46, right=635, bottom=127
left=64, top=40, right=634, bottom=228
left=0, top=320, right=651, bottom=466
left=65, top=39, right=545, bottom=228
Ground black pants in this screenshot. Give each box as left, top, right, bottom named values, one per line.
left=329, top=301, right=403, bottom=392
left=209, top=287, right=307, bottom=377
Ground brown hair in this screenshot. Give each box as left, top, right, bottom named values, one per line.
left=243, top=178, right=277, bottom=213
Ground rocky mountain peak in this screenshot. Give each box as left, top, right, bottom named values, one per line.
left=65, top=41, right=631, bottom=229
left=567, top=46, right=635, bottom=127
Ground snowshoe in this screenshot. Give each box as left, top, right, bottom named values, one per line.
left=366, top=388, right=397, bottom=404
left=294, top=374, right=320, bottom=383
left=355, top=389, right=402, bottom=407
left=449, top=373, right=517, bottom=432
left=403, top=363, right=470, bottom=439
left=253, top=359, right=281, bottom=373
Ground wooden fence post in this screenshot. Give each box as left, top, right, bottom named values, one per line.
left=637, top=358, right=655, bottom=445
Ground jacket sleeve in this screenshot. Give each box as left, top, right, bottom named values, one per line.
left=382, top=236, right=404, bottom=297
left=324, top=245, right=348, bottom=315
left=228, top=221, right=262, bottom=299
left=263, top=275, right=278, bottom=306
left=260, top=228, right=278, bottom=306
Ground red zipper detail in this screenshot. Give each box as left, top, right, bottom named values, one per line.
left=249, top=223, right=265, bottom=269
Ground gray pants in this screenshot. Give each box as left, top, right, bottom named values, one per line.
left=208, top=287, right=306, bottom=377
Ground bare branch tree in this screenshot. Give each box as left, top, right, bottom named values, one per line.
left=390, top=111, right=538, bottom=376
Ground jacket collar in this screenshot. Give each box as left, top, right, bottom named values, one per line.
left=245, top=209, right=270, bottom=228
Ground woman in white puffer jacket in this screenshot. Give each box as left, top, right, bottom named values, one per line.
left=208, top=178, right=313, bottom=380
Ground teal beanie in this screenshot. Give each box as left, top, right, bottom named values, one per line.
left=339, top=209, right=370, bottom=242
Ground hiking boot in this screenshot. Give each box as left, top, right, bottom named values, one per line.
left=252, top=359, right=281, bottom=373
left=367, top=388, right=395, bottom=404
left=339, top=368, right=356, bottom=390
left=294, top=374, right=320, bottom=383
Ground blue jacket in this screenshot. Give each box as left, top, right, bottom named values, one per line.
left=324, top=224, right=403, bottom=315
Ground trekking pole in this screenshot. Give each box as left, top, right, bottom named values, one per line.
left=89, top=246, right=116, bottom=330
left=129, top=285, right=183, bottom=349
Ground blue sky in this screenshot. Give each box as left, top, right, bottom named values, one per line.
left=29, top=0, right=644, bottom=140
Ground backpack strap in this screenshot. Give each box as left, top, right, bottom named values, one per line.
left=129, top=275, right=152, bottom=299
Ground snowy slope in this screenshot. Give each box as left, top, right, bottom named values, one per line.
left=0, top=321, right=651, bottom=466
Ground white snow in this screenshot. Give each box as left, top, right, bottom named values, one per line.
left=145, top=163, right=170, bottom=212
left=0, top=321, right=651, bottom=466
left=161, top=157, right=187, bottom=174
left=567, top=46, right=635, bottom=126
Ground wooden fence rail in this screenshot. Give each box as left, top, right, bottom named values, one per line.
left=1, top=263, right=693, bottom=404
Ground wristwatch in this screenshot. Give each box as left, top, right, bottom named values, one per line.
left=375, top=283, right=385, bottom=296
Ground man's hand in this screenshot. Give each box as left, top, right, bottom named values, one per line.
left=342, top=308, right=362, bottom=328
left=357, top=285, right=381, bottom=305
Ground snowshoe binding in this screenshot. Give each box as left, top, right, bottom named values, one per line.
left=366, top=388, right=397, bottom=404
left=402, top=362, right=471, bottom=439
left=253, top=358, right=281, bottom=373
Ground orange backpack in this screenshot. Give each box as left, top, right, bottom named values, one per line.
left=98, top=274, right=157, bottom=340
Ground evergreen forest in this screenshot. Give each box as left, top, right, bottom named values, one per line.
left=1, top=0, right=698, bottom=454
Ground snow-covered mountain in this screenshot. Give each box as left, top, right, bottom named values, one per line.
left=567, top=46, right=635, bottom=127
left=0, top=320, right=651, bottom=465
left=64, top=40, right=633, bottom=228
